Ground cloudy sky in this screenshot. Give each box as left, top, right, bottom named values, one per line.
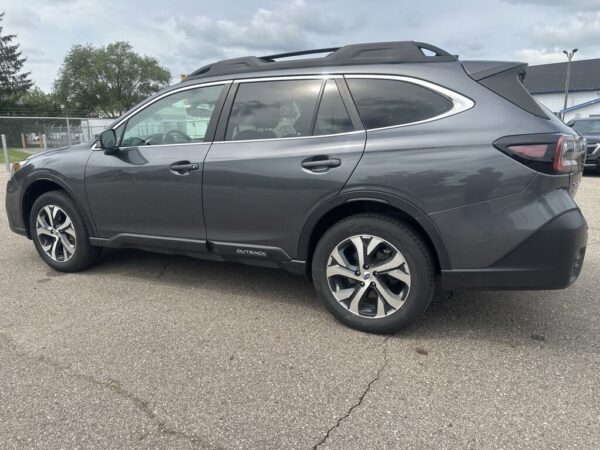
left=3, top=0, right=600, bottom=91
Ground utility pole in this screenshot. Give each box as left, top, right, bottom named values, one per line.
left=562, top=48, right=578, bottom=119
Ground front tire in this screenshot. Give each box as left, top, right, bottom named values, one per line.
left=30, top=190, right=101, bottom=272
left=312, top=214, right=436, bottom=333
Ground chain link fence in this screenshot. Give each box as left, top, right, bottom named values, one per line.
left=1, top=115, right=113, bottom=170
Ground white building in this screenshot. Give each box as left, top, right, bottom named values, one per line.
left=524, top=58, right=600, bottom=122
left=80, top=118, right=114, bottom=141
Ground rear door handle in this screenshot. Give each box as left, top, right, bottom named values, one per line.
left=301, top=157, right=341, bottom=171
left=170, top=161, right=200, bottom=174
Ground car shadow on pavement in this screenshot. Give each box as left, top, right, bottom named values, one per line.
left=87, top=248, right=596, bottom=352
left=88, top=248, right=320, bottom=309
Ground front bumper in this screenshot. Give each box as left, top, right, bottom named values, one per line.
left=5, top=176, right=27, bottom=237
left=441, top=209, right=587, bottom=290
left=585, top=143, right=600, bottom=167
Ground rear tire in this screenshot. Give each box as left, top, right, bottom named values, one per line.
left=312, top=214, right=436, bottom=333
left=30, top=190, right=102, bottom=272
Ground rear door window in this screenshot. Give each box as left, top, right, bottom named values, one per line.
left=226, top=79, right=322, bottom=141
left=346, top=78, right=453, bottom=129
left=314, top=80, right=355, bottom=136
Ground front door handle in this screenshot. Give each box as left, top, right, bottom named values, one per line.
left=170, top=161, right=200, bottom=174
left=301, top=157, right=341, bottom=172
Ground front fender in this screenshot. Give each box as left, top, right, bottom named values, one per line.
left=20, top=170, right=97, bottom=238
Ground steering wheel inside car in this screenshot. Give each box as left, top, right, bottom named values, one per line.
left=163, top=129, right=192, bottom=144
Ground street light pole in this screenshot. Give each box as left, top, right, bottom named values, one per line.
left=562, top=48, right=578, bottom=119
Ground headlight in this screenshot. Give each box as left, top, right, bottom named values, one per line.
left=11, top=160, right=27, bottom=177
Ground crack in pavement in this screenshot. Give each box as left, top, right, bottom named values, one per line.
left=0, top=332, right=218, bottom=449
left=313, top=335, right=391, bottom=449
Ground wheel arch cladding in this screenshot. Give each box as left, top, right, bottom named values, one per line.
left=22, top=178, right=94, bottom=239
left=300, top=198, right=449, bottom=272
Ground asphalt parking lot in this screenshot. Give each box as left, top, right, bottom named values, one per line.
left=0, top=170, right=599, bottom=449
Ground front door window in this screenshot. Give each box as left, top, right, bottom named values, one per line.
left=122, top=85, right=224, bottom=147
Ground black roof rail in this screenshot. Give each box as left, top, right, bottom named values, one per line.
left=262, top=47, right=341, bottom=60
left=188, top=41, right=457, bottom=80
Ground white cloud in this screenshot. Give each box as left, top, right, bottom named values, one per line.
left=514, top=48, right=570, bottom=65
left=156, top=0, right=359, bottom=57
left=445, top=38, right=486, bottom=57
left=143, top=0, right=362, bottom=80
left=528, top=12, right=600, bottom=49
left=502, top=0, right=600, bottom=10
left=3, top=0, right=600, bottom=92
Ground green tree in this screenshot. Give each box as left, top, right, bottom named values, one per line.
left=54, top=41, right=171, bottom=117
left=18, top=86, right=62, bottom=116
left=0, top=12, right=33, bottom=109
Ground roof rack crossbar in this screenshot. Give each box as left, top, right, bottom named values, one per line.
left=261, top=47, right=341, bottom=61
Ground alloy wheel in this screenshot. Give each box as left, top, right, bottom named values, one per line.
left=35, top=205, right=77, bottom=262
left=326, top=234, right=411, bottom=319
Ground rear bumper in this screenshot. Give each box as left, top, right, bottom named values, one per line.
left=441, top=209, right=587, bottom=290
left=5, top=176, right=27, bottom=237
left=584, top=154, right=599, bottom=167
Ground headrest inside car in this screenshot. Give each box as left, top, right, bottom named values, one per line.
left=250, top=104, right=280, bottom=129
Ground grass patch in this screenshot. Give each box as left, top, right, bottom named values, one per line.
left=0, top=148, right=31, bottom=165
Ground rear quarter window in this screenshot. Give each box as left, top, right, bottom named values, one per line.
left=346, top=78, right=453, bottom=129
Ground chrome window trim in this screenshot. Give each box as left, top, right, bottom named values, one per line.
left=119, top=141, right=212, bottom=150
left=344, top=74, right=475, bottom=132
left=236, top=74, right=342, bottom=83
left=91, top=140, right=213, bottom=151
left=216, top=129, right=365, bottom=145
left=94, top=73, right=474, bottom=150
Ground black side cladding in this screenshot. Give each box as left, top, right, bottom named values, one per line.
left=462, top=61, right=550, bottom=119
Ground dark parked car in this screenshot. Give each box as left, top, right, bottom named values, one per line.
left=567, top=118, right=600, bottom=171
left=6, top=42, right=588, bottom=333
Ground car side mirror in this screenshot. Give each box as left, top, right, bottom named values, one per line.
left=566, top=120, right=575, bottom=127
left=99, top=129, right=118, bottom=153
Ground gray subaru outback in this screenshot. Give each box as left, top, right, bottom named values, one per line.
left=5, top=41, right=588, bottom=333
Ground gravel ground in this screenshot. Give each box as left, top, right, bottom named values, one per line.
left=1, top=170, right=599, bottom=449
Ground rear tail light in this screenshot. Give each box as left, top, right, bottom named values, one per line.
left=494, top=133, right=586, bottom=174
left=553, top=135, right=575, bottom=173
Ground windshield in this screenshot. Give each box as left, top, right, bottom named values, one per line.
left=571, top=119, right=600, bottom=135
